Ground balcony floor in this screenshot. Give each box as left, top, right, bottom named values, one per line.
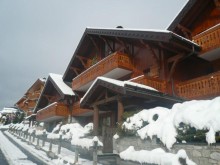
left=199, top=48, right=220, bottom=61
left=39, top=116, right=66, bottom=122
left=75, top=68, right=132, bottom=92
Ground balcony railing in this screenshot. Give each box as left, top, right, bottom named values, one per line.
left=72, top=101, right=92, bottom=116
left=130, top=75, right=168, bottom=93
left=175, top=71, right=220, bottom=99
left=72, top=52, right=133, bottom=91
left=36, top=102, right=69, bottom=122
left=193, top=23, right=220, bottom=53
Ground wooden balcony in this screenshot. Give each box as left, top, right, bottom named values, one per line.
left=72, top=101, right=92, bottom=116
left=193, top=24, right=220, bottom=53
left=72, top=52, right=133, bottom=91
left=130, top=75, right=168, bottom=93
left=36, top=102, right=69, bottom=122
left=176, top=71, right=220, bottom=99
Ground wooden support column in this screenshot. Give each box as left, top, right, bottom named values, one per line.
left=93, top=106, right=99, bottom=136
left=117, top=98, right=124, bottom=124
left=110, top=111, right=116, bottom=127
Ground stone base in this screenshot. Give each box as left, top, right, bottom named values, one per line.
left=35, top=145, right=41, bottom=150
left=47, top=151, right=57, bottom=159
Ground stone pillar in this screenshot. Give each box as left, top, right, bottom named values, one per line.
left=93, top=106, right=99, bottom=136
left=32, top=130, right=36, bottom=143
left=42, top=132, right=46, bottom=147
left=117, top=98, right=124, bottom=124
left=93, top=140, right=98, bottom=165
left=57, top=134, right=62, bottom=154
left=74, top=147, right=79, bottom=164
left=49, top=139, right=52, bottom=151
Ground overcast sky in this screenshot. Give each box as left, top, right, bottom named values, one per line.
left=0, top=0, right=187, bottom=110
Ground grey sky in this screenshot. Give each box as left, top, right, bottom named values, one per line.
left=0, top=0, right=187, bottom=110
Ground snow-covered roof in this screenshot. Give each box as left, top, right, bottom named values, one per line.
left=81, top=77, right=157, bottom=103
left=80, top=77, right=182, bottom=109
left=49, top=73, right=75, bottom=96
left=1, top=107, right=18, bottom=114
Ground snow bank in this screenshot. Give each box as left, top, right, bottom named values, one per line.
left=71, top=136, right=103, bottom=150
left=123, top=96, right=220, bottom=149
left=120, top=146, right=196, bottom=165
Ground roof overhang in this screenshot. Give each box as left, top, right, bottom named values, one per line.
left=63, top=27, right=200, bottom=82
left=80, top=77, right=184, bottom=110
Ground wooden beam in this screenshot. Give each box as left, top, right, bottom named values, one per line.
left=117, top=97, right=124, bottom=123
left=214, top=0, right=220, bottom=8
left=99, top=36, right=114, bottom=52
left=88, top=36, right=99, bottom=52
left=43, top=95, right=56, bottom=101
left=70, top=67, right=81, bottom=75
left=168, top=54, right=183, bottom=81
left=93, top=105, right=99, bottom=136
left=95, top=90, right=106, bottom=102
left=167, top=54, right=184, bottom=63
left=75, top=55, right=87, bottom=68
left=158, top=42, right=180, bottom=54
left=140, top=40, right=160, bottom=65
left=92, top=95, right=118, bottom=107
left=177, top=24, right=191, bottom=39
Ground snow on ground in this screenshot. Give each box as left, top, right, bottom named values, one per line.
left=0, top=131, right=37, bottom=165
left=120, top=146, right=196, bottom=165
left=4, top=130, right=98, bottom=165
left=123, top=96, right=220, bottom=149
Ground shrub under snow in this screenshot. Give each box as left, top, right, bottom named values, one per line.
left=123, top=96, right=220, bottom=149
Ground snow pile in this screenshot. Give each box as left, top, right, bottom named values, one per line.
left=59, top=123, right=93, bottom=140
left=22, top=124, right=29, bottom=132
left=46, top=122, right=100, bottom=149
left=36, top=129, right=46, bottom=136
left=71, top=136, right=103, bottom=150
left=123, top=96, right=220, bottom=149
left=120, top=146, right=196, bottom=165
left=113, top=133, right=119, bottom=140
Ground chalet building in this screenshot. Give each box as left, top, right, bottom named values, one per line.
left=168, top=0, right=220, bottom=100
left=15, top=78, right=45, bottom=125
left=33, top=73, right=92, bottom=131
left=33, top=0, right=219, bottom=152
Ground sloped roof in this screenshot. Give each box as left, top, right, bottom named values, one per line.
left=167, top=0, right=212, bottom=33
left=63, top=27, right=200, bottom=82
left=49, top=73, right=75, bottom=96
left=34, top=73, right=75, bottom=112
left=80, top=77, right=183, bottom=109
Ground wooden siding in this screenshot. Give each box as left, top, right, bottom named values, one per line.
left=175, top=71, right=220, bottom=99
left=72, top=101, right=92, bottom=116
left=130, top=75, right=168, bottom=93
left=72, top=52, right=133, bottom=90
left=193, top=24, right=220, bottom=53
left=36, top=102, right=69, bottom=121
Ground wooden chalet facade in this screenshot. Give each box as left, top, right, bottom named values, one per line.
left=62, top=27, right=202, bottom=136
left=60, top=0, right=220, bottom=140
left=168, top=0, right=220, bottom=100
left=15, top=78, right=45, bottom=117
left=15, top=0, right=219, bottom=152
left=34, top=73, right=77, bottom=131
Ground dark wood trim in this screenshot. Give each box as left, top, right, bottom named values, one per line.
left=92, top=95, right=118, bottom=107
